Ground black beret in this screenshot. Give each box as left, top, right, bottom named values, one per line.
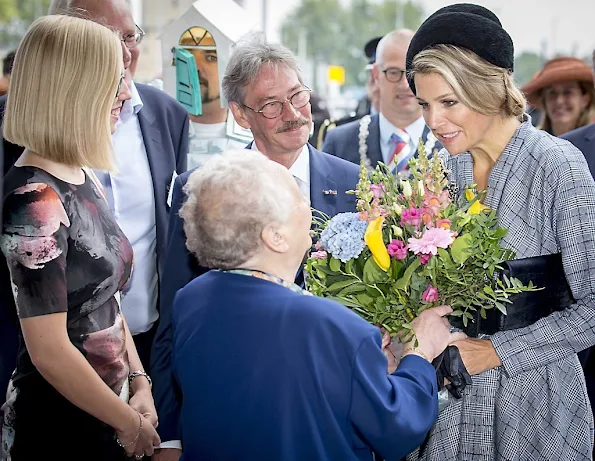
left=406, top=3, right=514, bottom=94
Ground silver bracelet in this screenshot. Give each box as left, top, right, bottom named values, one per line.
left=129, top=370, right=152, bottom=389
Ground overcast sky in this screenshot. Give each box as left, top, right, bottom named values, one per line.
left=242, top=0, right=595, bottom=58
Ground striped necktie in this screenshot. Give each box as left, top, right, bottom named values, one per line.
left=387, top=128, right=412, bottom=175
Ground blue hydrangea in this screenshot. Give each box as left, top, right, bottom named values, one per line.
left=319, top=212, right=368, bottom=262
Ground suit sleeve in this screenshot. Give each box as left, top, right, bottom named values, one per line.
left=349, top=334, right=438, bottom=460
left=322, top=129, right=337, bottom=157
left=151, top=175, right=193, bottom=442
left=176, top=112, right=189, bottom=174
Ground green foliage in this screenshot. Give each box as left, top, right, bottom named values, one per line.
left=280, top=0, right=424, bottom=86
left=514, top=51, right=545, bottom=88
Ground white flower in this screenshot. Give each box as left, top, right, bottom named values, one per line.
left=401, top=180, right=412, bottom=198
left=393, top=203, right=403, bottom=215
left=392, top=225, right=403, bottom=238
left=417, top=180, right=425, bottom=197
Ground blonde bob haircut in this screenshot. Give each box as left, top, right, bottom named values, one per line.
left=4, top=15, right=122, bottom=170
left=410, top=44, right=526, bottom=119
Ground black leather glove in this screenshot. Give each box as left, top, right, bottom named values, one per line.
left=432, top=345, right=472, bottom=398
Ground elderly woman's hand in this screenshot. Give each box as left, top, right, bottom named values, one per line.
left=381, top=330, right=402, bottom=374
left=451, top=338, right=502, bottom=375
left=403, top=305, right=467, bottom=361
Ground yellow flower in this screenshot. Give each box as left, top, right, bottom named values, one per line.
left=364, top=216, right=391, bottom=271
left=465, top=189, right=490, bottom=215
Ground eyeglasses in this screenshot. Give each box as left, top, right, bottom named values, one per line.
left=121, top=23, right=145, bottom=49
left=543, top=87, right=583, bottom=101
left=116, top=74, right=125, bottom=98
left=382, top=67, right=406, bottom=83
left=241, top=87, right=312, bottom=119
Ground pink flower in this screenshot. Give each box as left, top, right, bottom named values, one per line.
left=314, top=240, right=324, bottom=251
left=370, top=184, right=385, bottom=199
left=311, top=250, right=328, bottom=260
left=423, top=195, right=442, bottom=215
left=387, top=239, right=408, bottom=260
left=401, top=207, right=421, bottom=227
left=436, top=218, right=451, bottom=230
left=408, top=227, right=456, bottom=255
left=419, top=253, right=432, bottom=265
left=422, top=284, right=439, bottom=302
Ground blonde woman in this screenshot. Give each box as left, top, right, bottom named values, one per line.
left=0, top=15, right=160, bottom=461
left=405, top=3, right=595, bottom=460
left=521, top=56, right=595, bottom=136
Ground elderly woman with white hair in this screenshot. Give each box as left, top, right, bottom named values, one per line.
left=170, top=149, right=464, bottom=461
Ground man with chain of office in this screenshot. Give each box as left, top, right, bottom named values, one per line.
left=322, top=29, right=441, bottom=177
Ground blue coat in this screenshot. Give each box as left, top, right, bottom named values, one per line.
left=322, top=113, right=440, bottom=168
left=172, top=270, right=438, bottom=461
left=0, top=83, right=189, bottom=402
left=151, top=144, right=360, bottom=442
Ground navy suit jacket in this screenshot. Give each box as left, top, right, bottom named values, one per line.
left=172, top=270, right=438, bottom=461
left=0, top=83, right=188, bottom=401
left=562, top=123, right=595, bottom=178
left=562, top=123, right=595, bottom=406
left=322, top=113, right=440, bottom=168
left=151, top=144, right=360, bottom=442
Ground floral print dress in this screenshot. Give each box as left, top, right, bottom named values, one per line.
left=0, top=166, right=133, bottom=459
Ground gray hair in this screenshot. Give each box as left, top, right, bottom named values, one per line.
left=375, top=29, right=415, bottom=68
left=48, top=0, right=131, bottom=16
left=222, top=32, right=303, bottom=104
left=180, top=149, right=294, bottom=270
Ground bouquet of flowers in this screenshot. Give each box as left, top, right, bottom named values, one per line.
left=306, top=143, right=540, bottom=339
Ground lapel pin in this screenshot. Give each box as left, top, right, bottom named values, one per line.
left=322, top=189, right=337, bottom=195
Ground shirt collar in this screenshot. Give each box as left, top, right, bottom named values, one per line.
left=250, top=142, right=310, bottom=186
left=379, top=112, right=426, bottom=147
left=120, top=80, right=143, bottom=120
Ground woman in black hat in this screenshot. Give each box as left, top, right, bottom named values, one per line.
left=405, top=3, right=595, bottom=460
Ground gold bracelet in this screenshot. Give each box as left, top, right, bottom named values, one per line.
left=116, top=412, right=142, bottom=448
left=402, top=347, right=430, bottom=362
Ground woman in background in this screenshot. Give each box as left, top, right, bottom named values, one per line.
left=522, top=56, right=595, bottom=136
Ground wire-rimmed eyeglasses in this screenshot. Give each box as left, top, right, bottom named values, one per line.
left=241, top=87, right=312, bottom=119
left=121, top=23, right=145, bottom=49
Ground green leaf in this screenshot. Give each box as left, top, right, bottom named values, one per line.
left=450, top=234, right=473, bottom=265
left=394, top=258, right=421, bottom=291
left=437, top=248, right=453, bottom=266
left=327, top=296, right=361, bottom=308
left=337, top=282, right=366, bottom=297
left=356, top=292, right=374, bottom=306
left=327, top=279, right=358, bottom=293
left=345, top=259, right=354, bottom=274
left=329, top=257, right=341, bottom=272
left=363, top=257, right=388, bottom=284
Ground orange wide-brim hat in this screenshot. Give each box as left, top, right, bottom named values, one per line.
left=521, top=56, right=594, bottom=108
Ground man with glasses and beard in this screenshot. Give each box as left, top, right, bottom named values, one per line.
left=150, top=32, right=360, bottom=461
left=323, top=29, right=441, bottom=178
left=178, top=27, right=252, bottom=169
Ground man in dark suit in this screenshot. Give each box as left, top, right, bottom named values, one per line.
left=151, top=33, right=360, bottom=460
left=561, top=49, right=595, bottom=422
left=0, top=0, right=188, bottom=402
left=323, top=30, right=441, bottom=173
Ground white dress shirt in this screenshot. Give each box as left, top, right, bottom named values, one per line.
left=378, top=113, right=426, bottom=166
left=251, top=143, right=311, bottom=202
left=95, top=81, right=159, bottom=336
